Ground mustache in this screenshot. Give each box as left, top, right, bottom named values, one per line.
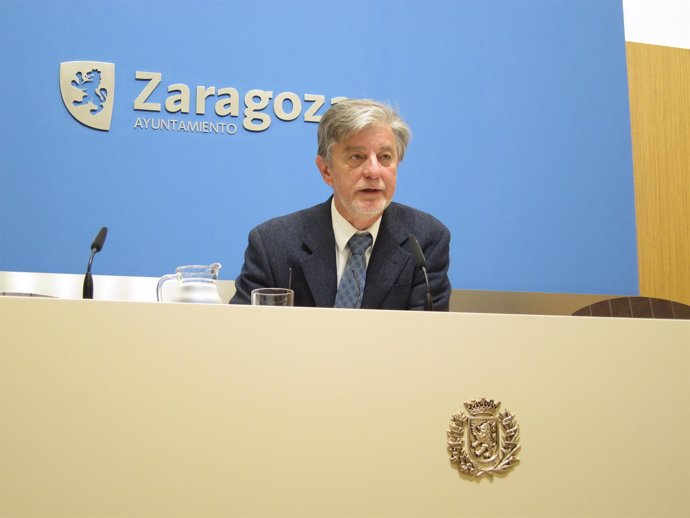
left=356, top=183, right=385, bottom=190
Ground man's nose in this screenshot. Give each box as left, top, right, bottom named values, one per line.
left=362, top=154, right=383, bottom=177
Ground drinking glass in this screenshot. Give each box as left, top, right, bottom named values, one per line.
left=251, top=288, right=294, bottom=306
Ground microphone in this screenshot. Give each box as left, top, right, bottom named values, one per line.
left=409, top=234, right=433, bottom=311
left=83, top=226, right=108, bottom=299
left=91, top=226, right=108, bottom=253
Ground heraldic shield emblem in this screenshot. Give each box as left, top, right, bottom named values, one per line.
left=447, top=398, right=520, bottom=478
left=59, top=61, right=115, bottom=131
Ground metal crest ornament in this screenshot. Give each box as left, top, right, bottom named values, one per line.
left=60, top=61, right=115, bottom=131
left=447, top=398, right=520, bottom=478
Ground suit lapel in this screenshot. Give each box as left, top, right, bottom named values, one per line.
left=297, top=201, right=412, bottom=309
left=362, top=209, right=410, bottom=308
left=300, top=201, right=338, bottom=307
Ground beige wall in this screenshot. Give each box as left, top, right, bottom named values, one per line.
left=1, top=271, right=610, bottom=316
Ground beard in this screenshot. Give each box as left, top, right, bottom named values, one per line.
left=347, top=196, right=391, bottom=217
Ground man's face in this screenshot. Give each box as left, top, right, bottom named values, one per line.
left=316, top=125, right=399, bottom=230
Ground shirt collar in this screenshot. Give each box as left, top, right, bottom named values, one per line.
left=331, top=198, right=381, bottom=253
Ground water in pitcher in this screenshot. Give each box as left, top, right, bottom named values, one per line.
left=156, top=263, right=223, bottom=304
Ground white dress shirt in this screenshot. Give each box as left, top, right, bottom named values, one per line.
left=330, top=199, right=381, bottom=286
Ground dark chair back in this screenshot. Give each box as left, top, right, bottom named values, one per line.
left=572, top=296, right=690, bottom=319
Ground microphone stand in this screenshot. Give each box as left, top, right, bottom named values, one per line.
left=83, top=249, right=97, bottom=299
left=409, top=234, right=434, bottom=311
left=420, top=266, right=433, bottom=311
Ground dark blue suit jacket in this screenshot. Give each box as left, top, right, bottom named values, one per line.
left=230, top=199, right=451, bottom=310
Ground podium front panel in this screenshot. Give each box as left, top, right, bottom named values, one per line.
left=1, top=297, right=688, bottom=517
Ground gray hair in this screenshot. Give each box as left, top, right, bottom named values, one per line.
left=316, top=99, right=412, bottom=162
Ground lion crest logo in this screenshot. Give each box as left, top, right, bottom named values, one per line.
left=59, top=61, right=115, bottom=131
left=447, top=398, right=521, bottom=478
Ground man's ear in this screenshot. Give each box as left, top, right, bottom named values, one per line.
left=316, top=155, right=334, bottom=187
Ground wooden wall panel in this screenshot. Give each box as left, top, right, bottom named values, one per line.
left=626, top=42, right=690, bottom=305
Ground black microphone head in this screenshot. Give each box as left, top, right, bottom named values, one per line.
left=409, top=234, right=427, bottom=269
left=91, top=226, right=108, bottom=252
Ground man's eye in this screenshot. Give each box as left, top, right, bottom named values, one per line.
left=349, top=154, right=364, bottom=161
left=379, top=154, right=392, bottom=163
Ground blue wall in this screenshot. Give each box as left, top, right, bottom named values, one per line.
left=0, top=0, right=636, bottom=294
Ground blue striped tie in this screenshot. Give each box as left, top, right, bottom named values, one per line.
left=334, top=232, right=373, bottom=308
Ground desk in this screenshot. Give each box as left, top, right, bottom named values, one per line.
left=1, top=297, right=688, bottom=517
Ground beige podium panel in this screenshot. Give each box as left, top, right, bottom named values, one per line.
left=1, top=297, right=689, bottom=517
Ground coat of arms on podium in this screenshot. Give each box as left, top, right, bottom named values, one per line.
left=447, top=398, right=520, bottom=478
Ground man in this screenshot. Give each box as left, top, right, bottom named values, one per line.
left=230, top=99, right=451, bottom=310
